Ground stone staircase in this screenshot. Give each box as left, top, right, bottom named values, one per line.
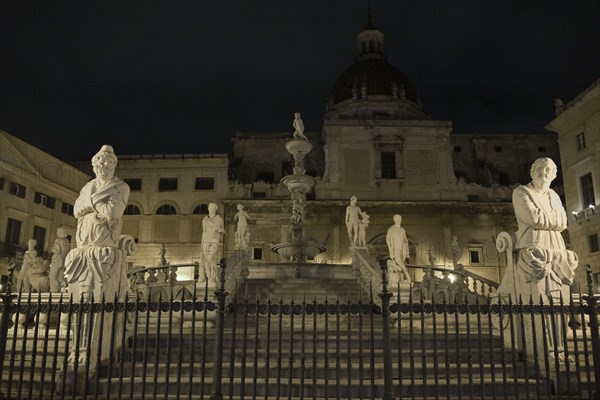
left=1, top=268, right=596, bottom=399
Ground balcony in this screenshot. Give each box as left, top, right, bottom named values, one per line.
left=573, top=204, right=595, bottom=222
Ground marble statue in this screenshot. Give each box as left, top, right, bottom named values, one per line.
left=27, top=257, right=50, bottom=293
left=158, top=244, right=168, bottom=265
left=345, top=196, right=362, bottom=248
left=498, top=157, right=578, bottom=361
left=200, top=202, right=225, bottom=286
left=386, top=214, right=411, bottom=285
left=16, top=239, right=37, bottom=291
left=64, top=144, right=130, bottom=364
left=511, top=158, right=577, bottom=299
left=234, top=204, right=250, bottom=250
left=292, top=112, right=308, bottom=141
left=554, top=98, right=564, bottom=116
left=65, top=145, right=130, bottom=302
left=49, top=227, right=70, bottom=292
left=450, top=235, right=461, bottom=267
left=357, top=211, right=369, bottom=248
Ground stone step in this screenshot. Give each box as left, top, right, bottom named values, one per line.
left=91, top=376, right=553, bottom=398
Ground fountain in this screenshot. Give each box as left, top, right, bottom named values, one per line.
left=271, top=113, right=326, bottom=263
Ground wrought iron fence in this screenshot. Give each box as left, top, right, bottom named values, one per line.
left=0, top=261, right=598, bottom=399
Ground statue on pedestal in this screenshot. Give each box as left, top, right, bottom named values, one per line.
left=64, top=144, right=130, bottom=365
left=292, top=112, right=308, bottom=141
left=386, top=214, right=411, bottom=286
left=450, top=235, right=462, bottom=267
left=200, top=202, right=225, bottom=286
left=498, top=157, right=578, bottom=362
left=49, top=228, right=70, bottom=292
left=16, top=239, right=38, bottom=291
left=234, top=204, right=250, bottom=250
left=345, top=196, right=362, bottom=248
left=357, top=211, right=369, bottom=248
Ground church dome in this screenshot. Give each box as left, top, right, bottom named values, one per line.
left=331, top=58, right=419, bottom=104
left=326, top=14, right=425, bottom=119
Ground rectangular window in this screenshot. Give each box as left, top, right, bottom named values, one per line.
left=494, top=146, right=503, bottom=153
left=253, top=247, right=263, bottom=260
left=590, top=234, right=600, bottom=253
left=0, top=177, right=4, bottom=190
left=61, top=202, right=74, bottom=216
left=195, top=177, right=215, bottom=190
left=469, top=248, right=482, bottom=264
left=158, top=178, right=178, bottom=191
left=577, top=133, right=586, bottom=151
left=9, top=182, right=26, bottom=198
left=124, top=178, right=142, bottom=191
left=381, top=152, right=396, bottom=179
left=453, top=146, right=461, bottom=152
left=580, top=172, right=595, bottom=208
left=34, top=192, right=56, bottom=209
left=5, top=218, right=22, bottom=245
left=252, top=192, right=266, bottom=199
left=32, top=225, right=46, bottom=255
left=538, top=146, right=546, bottom=153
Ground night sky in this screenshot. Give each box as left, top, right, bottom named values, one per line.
left=1, top=0, right=599, bottom=161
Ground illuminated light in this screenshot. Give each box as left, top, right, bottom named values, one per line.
left=448, top=274, right=457, bottom=283
left=572, top=211, right=577, bottom=215
left=590, top=204, right=595, bottom=209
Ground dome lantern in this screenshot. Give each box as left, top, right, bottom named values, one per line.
left=355, top=13, right=386, bottom=62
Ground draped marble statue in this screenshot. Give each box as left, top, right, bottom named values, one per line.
left=497, top=157, right=578, bottom=362
left=49, top=227, right=70, bottom=292
left=234, top=203, right=250, bottom=250
left=386, top=214, right=411, bottom=286
left=200, top=202, right=225, bottom=287
left=64, top=144, right=130, bottom=365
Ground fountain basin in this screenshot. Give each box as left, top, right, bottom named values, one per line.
left=281, top=175, right=315, bottom=193
left=285, top=139, right=313, bottom=156
left=271, top=240, right=326, bottom=261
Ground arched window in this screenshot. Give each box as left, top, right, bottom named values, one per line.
left=124, top=204, right=141, bottom=215
left=156, top=204, right=177, bottom=215
left=193, top=204, right=209, bottom=215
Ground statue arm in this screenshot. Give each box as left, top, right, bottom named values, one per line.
left=386, top=231, right=393, bottom=254
left=73, top=185, right=94, bottom=218
left=513, top=187, right=556, bottom=229
left=92, top=186, right=129, bottom=220
left=551, top=191, right=568, bottom=231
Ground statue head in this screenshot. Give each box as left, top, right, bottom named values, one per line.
left=393, top=214, right=402, bottom=225
left=237, top=204, right=244, bottom=211
left=92, top=145, right=118, bottom=182
left=56, top=227, right=67, bottom=238
left=28, top=239, right=37, bottom=251
left=530, top=157, right=557, bottom=185
left=208, top=202, right=218, bottom=216
left=350, top=195, right=357, bottom=205
left=294, top=112, right=301, bottom=119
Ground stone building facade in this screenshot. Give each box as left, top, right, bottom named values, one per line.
left=0, top=130, right=90, bottom=275
left=546, top=79, right=600, bottom=286
left=114, top=154, right=229, bottom=279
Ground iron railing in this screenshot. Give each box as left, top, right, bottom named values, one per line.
left=0, top=261, right=598, bottom=399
